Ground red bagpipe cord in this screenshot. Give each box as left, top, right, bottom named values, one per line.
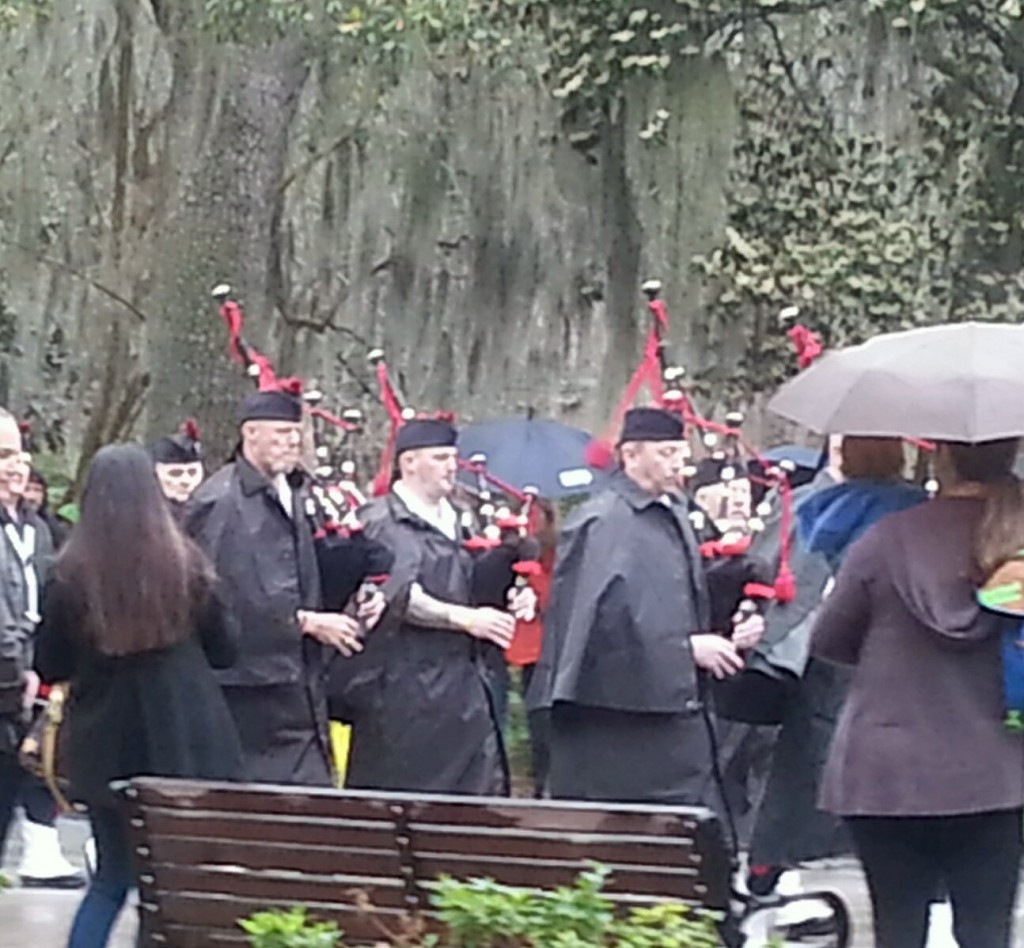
left=217, top=300, right=360, bottom=434
left=788, top=323, right=824, bottom=370
left=307, top=406, right=358, bottom=433
left=371, top=361, right=406, bottom=497
left=585, top=299, right=676, bottom=468
left=588, top=293, right=796, bottom=602
left=457, top=457, right=530, bottom=506
left=219, top=299, right=279, bottom=390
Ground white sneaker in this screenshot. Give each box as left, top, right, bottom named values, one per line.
left=18, top=820, right=85, bottom=889
left=926, top=901, right=959, bottom=948
left=773, top=870, right=832, bottom=926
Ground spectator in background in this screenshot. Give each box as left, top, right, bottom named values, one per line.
left=23, top=467, right=69, bottom=549
left=505, top=498, right=557, bottom=798
left=1, top=452, right=81, bottom=888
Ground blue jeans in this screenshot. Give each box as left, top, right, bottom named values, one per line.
left=68, top=806, right=135, bottom=948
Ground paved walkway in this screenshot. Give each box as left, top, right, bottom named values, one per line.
left=1, top=815, right=134, bottom=948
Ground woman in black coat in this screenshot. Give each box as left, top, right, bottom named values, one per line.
left=34, top=444, right=242, bottom=948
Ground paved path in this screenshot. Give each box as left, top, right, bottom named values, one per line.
left=1, top=815, right=135, bottom=948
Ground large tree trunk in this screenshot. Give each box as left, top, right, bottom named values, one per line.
left=144, top=2, right=309, bottom=458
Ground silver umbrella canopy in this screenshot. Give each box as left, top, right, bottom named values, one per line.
left=767, top=322, right=1024, bottom=442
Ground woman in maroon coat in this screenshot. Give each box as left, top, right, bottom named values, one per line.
left=812, top=438, right=1024, bottom=948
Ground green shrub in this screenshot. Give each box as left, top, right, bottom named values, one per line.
left=430, top=864, right=721, bottom=947
left=239, top=866, right=722, bottom=947
left=238, top=906, right=342, bottom=948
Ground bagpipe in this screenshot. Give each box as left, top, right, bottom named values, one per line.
left=368, top=350, right=542, bottom=617
left=211, top=285, right=393, bottom=612
left=587, top=280, right=799, bottom=600
left=585, top=281, right=817, bottom=724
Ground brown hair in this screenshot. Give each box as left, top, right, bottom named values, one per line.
left=534, top=498, right=559, bottom=559
left=55, top=443, right=215, bottom=657
left=840, top=437, right=905, bottom=481
left=942, top=439, right=1024, bottom=577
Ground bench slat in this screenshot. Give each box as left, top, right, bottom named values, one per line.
left=128, top=779, right=710, bottom=836
left=146, top=863, right=409, bottom=910
left=146, top=835, right=402, bottom=877
left=144, top=837, right=701, bottom=901
left=151, top=926, right=247, bottom=947
left=409, top=823, right=696, bottom=864
left=414, top=855, right=704, bottom=901
left=140, top=808, right=397, bottom=853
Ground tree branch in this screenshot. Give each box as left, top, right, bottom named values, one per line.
left=0, top=235, right=147, bottom=322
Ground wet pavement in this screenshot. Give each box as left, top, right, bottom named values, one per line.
left=1, top=815, right=136, bottom=947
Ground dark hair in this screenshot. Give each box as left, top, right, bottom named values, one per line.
left=942, top=439, right=1024, bottom=577
left=840, top=437, right=905, bottom=481
left=534, top=498, right=559, bottom=558
left=54, top=443, right=214, bottom=657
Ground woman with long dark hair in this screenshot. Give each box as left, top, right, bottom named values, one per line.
left=812, top=438, right=1024, bottom=948
left=34, top=444, right=242, bottom=948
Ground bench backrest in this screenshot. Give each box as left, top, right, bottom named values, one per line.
left=119, top=777, right=732, bottom=947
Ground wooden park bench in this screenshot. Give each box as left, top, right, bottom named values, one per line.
left=115, top=777, right=850, bottom=947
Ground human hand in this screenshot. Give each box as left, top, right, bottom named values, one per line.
left=357, top=589, right=387, bottom=631
left=466, top=607, right=516, bottom=649
left=507, top=585, right=537, bottom=622
left=731, top=611, right=766, bottom=651
left=691, top=634, right=744, bottom=679
left=299, top=611, right=363, bottom=656
left=22, top=670, right=40, bottom=710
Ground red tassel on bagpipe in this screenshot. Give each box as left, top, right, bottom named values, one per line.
left=787, top=323, right=824, bottom=370
left=219, top=300, right=245, bottom=365
left=307, top=407, right=359, bottom=432
left=586, top=315, right=667, bottom=468
left=371, top=360, right=405, bottom=497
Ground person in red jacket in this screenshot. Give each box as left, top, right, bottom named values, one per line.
left=505, top=498, right=557, bottom=797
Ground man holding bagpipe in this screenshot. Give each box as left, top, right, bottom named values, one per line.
left=526, top=407, right=765, bottom=805
left=185, top=386, right=385, bottom=786
left=343, top=417, right=535, bottom=795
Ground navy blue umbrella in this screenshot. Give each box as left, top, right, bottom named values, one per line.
left=457, top=417, right=611, bottom=499
left=763, top=443, right=823, bottom=471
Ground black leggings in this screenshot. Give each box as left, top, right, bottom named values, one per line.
left=847, top=809, right=1023, bottom=948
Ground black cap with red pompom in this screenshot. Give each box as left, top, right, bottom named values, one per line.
left=152, top=419, right=204, bottom=465
left=238, top=378, right=304, bottom=425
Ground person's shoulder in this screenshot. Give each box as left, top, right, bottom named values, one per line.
left=564, top=489, right=619, bottom=529
left=357, top=495, right=397, bottom=529
left=188, top=465, right=236, bottom=507
left=841, top=494, right=932, bottom=571
left=866, top=494, right=941, bottom=534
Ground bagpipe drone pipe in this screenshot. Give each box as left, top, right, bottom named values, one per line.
left=210, top=284, right=394, bottom=612
left=585, top=280, right=817, bottom=726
